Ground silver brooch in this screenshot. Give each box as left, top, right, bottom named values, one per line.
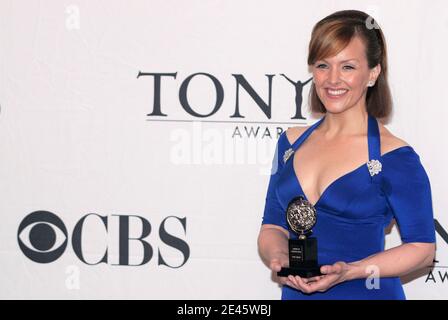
left=283, top=148, right=294, bottom=163
left=367, top=159, right=382, bottom=177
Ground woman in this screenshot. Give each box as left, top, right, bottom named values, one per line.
left=257, top=10, right=436, bottom=300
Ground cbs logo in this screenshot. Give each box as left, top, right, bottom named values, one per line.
left=18, top=210, right=189, bottom=266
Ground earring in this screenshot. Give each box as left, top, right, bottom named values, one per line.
left=368, top=81, right=375, bottom=87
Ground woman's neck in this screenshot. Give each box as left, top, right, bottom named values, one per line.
left=317, top=108, right=369, bottom=139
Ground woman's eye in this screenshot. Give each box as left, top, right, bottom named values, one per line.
left=315, top=64, right=354, bottom=70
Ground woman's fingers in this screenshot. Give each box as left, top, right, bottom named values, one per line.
left=269, top=259, right=283, bottom=272
left=269, top=256, right=289, bottom=272
left=287, top=275, right=313, bottom=293
left=305, top=275, right=325, bottom=282
left=320, top=265, right=331, bottom=274
left=270, top=262, right=280, bottom=272
left=285, top=279, right=297, bottom=289
left=295, top=276, right=314, bottom=293
left=282, top=262, right=348, bottom=293
left=321, top=262, right=345, bottom=275
left=287, top=276, right=301, bottom=290
left=278, top=271, right=331, bottom=294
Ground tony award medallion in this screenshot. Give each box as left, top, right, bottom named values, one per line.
left=277, top=195, right=322, bottom=278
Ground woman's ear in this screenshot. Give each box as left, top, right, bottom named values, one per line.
left=371, top=63, right=381, bottom=82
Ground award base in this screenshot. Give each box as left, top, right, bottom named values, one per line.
left=277, top=265, right=322, bottom=278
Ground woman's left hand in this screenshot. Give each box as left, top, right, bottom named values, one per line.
left=286, top=261, right=351, bottom=294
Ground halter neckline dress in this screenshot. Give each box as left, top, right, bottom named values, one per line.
left=262, top=114, right=436, bottom=300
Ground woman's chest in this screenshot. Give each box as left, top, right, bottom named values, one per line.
left=292, top=137, right=369, bottom=204
left=277, top=139, right=390, bottom=221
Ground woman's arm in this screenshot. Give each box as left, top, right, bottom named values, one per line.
left=257, top=224, right=289, bottom=269
left=287, top=242, right=435, bottom=294
left=258, top=224, right=300, bottom=287
left=343, top=242, right=435, bottom=280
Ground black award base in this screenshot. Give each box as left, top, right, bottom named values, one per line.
left=277, top=237, right=322, bottom=278
left=277, top=265, right=322, bottom=278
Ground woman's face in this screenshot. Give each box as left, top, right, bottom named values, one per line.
left=312, top=35, right=380, bottom=114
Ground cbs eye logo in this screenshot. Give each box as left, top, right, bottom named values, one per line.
left=17, top=211, right=68, bottom=263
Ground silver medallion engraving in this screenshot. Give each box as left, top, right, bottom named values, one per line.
left=286, top=196, right=317, bottom=237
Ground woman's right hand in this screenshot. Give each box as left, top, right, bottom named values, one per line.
left=269, top=255, right=290, bottom=286
left=270, top=255, right=321, bottom=292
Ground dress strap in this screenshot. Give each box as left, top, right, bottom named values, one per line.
left=367, top=114, right=381, bottom=161
left=367, top=114, right=383, bottom=180
left=282, top=116, right=325, bottom=164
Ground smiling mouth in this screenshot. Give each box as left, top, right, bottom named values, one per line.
left=325, top=88, right=348, bottom=98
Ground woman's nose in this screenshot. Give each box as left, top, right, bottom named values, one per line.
left=328, top=67, right=341, bottom=84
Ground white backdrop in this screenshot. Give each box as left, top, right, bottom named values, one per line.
left=1, top=0, right=447, bottom=299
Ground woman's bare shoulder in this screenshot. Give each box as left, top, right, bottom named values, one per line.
left=285, top=125, right=310, bottom=145
left=379, top=124, right=411, bottom=155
